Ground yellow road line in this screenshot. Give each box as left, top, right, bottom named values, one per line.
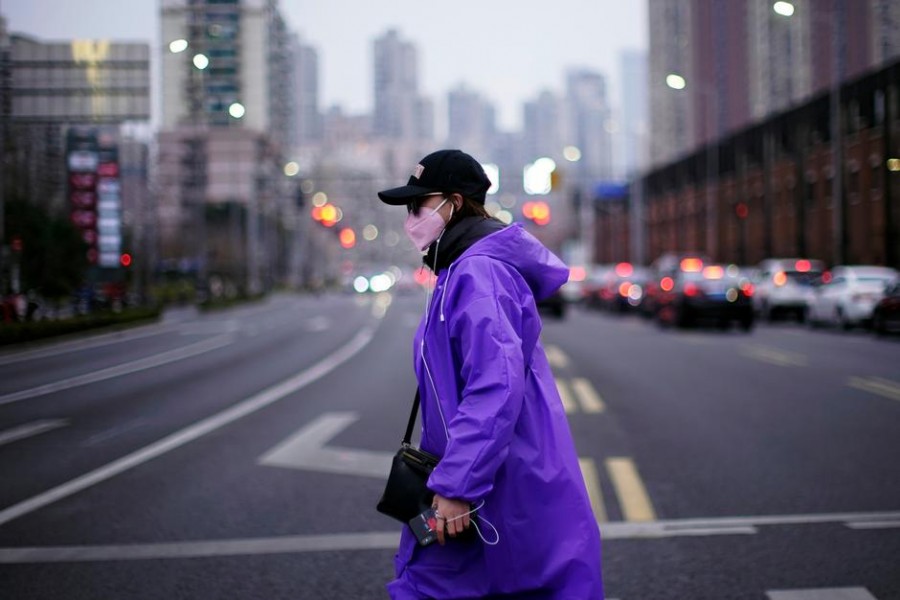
left=740, top=344, right=807, bottom=367
left=545, top=345, right=570, bottom=369
left=578, top=458, right=608, bottom=523
left=556, top=378, right=576, bottom=414
left=606, top=457, right=657, bottom=522
left=571, top=378, right=606, bottom=413
left=848, top=376, right=900, bottom=403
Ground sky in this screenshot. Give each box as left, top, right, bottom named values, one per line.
left=1, top=0, right=647, bottom=131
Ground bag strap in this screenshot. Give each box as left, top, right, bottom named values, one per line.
left=402, top=389, right=421, bottom=445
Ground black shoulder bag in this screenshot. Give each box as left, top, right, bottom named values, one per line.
left=376, top=389, right=440, bottom=523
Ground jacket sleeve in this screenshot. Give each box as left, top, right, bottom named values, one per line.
left=427, top=262, right=527, bottom=502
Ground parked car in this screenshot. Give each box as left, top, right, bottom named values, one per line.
left=753, top=258, right=825, bottom=322
left=655, top=263, right=755, bottom=330
left=808, top=265, right=899, bottom=329
left=872, top=281, right=900, bottom=336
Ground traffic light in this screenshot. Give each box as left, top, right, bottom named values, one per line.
left=120, top=253, right=132, bottom=267
left=735, top=202, right=749, bottom=219
left=339, top=228, right=356, bottom=249
left=522, top=201, right=551, bottom=226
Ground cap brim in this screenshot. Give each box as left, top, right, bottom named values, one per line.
left=377, top=185, right=439, bottom=205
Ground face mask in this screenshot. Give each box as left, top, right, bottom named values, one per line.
left=405, top=198, right=451, bottom=252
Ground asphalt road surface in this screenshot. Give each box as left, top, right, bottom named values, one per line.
left=1, top=292, right=898, bottom=599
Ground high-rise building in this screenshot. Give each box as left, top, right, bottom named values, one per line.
left=158, top=0, right=297, bottom=292
left=290, top=33, right=320, bottom=149
left=446, top=84, right=496, bottom=158
left=372, top=29, right=432, bottom=141
left=648, top=0, right=900, bottom=167
left=565, top=69, right=613, bottom=180
left=620, top=50, right=648, bottom=177
left=523, top=90, right=563, bottom=162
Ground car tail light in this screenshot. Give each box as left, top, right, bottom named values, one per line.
left=618, top=282, right=632, bottom=297
left=684, top=283, right=701, bottom=297
left=796, top=259, right=811, bottom=272
left=680, top=258, right=703, bottom=272
left=660, top=277, right=674, bottom=292
left=615, top=262, right=633, bottom=277
left=703, top=265, right=724, bottom=280
left=741, top=282, right=755, bottom=296
left=773, top=271, right=788, bottom=286
left=822, top=271, right=833, bottom=284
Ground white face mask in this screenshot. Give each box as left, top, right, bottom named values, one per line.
left=404, top=198, right=452, bottom=252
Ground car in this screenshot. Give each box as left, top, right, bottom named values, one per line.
left=807, top=265, right=899, bottom=329
left=753, top=258, right=825, bottom=322
left=640, top=252, right=711, bottom=318
left=872, top=281, right=900, bottom=336
left=537, top=289, right=566, bottom=319
left=655, top=263, right=755, bottom=331
left=595, top=262, right=653, bottom=313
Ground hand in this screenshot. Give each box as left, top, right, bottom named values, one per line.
left=432, top=494, right=471, bottom=546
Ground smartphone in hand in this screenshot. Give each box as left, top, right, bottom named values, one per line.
left=408, top=508, right=440, bottom=546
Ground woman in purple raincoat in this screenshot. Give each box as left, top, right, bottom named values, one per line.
left=378, top=149, right=603, bottom=599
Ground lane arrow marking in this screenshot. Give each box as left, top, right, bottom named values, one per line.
left=259, top=412, right=392, bottom=479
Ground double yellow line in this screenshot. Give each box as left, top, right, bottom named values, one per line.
left=546, top=345, right=656, bottom=523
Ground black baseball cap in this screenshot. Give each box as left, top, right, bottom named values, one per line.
left=377, top=149, right=492, bottom=205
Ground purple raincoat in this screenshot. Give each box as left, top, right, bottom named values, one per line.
left=388, top=223, right=604, bottom=599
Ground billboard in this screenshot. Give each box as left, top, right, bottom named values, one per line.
left=67, top=127, right=123, bottom=268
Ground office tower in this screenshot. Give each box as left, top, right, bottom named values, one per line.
left=523, top=90, right=564, bottom=162
left=372, top=29, right=431, bottom=141
left=290, top=33, right=320, bottom=148
left=446, top=84, right=496, bottom=158
left=565, top=69, right=613, bottom=181
left=620, top=50, right=648, bottom=177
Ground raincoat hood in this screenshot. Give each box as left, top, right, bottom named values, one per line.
left=443, top=222, right=569, bottom=302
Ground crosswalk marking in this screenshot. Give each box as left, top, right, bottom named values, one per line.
left=606, top=457, right=657, bottom=522
left=847, top=376, right=900, bottom=403
left=545, top=345, right=570, bottom=369
left=578, top=458, right=608, bottom=523
left=767, top=587, right=878, bottom=600
left=555, top=378, right=576, bottom=413
left=0, top=420, right=68, bottom=447
left=571, top=378, right=606, bottom=413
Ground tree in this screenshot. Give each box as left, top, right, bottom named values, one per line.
left=5, top=199, right=88, bottom=300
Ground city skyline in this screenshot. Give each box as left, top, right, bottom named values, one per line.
left=1, top=0, right=648, bottom=131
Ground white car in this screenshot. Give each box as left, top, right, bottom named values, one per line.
left=753, top=258, right=826, bottom=322
left=807, top=265, right=899, bottom=329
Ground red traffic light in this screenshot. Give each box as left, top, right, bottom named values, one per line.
left=120, top=253, right=133, bottom=267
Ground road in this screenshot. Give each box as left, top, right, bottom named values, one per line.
left=0, top=292, right=898, bottom=599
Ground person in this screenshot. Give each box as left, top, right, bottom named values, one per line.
left=378, top=149, right=604, bottom=599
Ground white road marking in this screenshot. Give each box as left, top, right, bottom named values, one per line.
left=260, top=412, right=392, bottom=478
left=767, top=587, right=878, bottom=600
left=0, top=420, right=69, bottom=447
left=844, top=520, right=900, bottom=530
left=847, top=376, right=900, bottom=403
left=0, top=323, right=176, bottom=366
left=2, top=510, right=898, bottom=563
left=572, top=378, right=606, bottom=413
left=544, top=345, right=570, bottom=369
left=0, top=334, right=235, bottom=407
left=0, top=327, right=376, bottom=527
left=741, top=344, right=807, bottom=367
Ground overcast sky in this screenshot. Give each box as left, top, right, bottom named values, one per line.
left=1, top=0, right=647, bottom=131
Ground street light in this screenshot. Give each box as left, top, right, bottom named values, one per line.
left=228, top=102, right=246, bottom=120
left=667, top=73, right=719, bottom=260
left=772, top=1, right=795, bottom=17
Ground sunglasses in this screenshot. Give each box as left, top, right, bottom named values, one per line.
left=406, top=192, right=446, bottom=216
